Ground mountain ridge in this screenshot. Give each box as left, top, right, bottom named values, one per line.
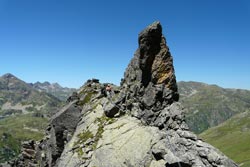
left=0, top=73, right=62, bottom=116
left=7, top=22, right=238, bottom=167
left=29, top=81, right=76, bottom=101
left=178, top=81, right=250, bottom=134
left=0, top=73, right=77, bottom=101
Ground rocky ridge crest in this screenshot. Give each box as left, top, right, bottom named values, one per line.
left=4, top=22, right=238, bottom=167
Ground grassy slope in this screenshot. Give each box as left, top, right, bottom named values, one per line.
left=178, top=81, right=250, bottom=134
left=199, top=111, right=250, bottom=167
left=0, top=114, right=48, bottom=162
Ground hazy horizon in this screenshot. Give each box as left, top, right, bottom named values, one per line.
left=1, top=72, right=250, bottom=91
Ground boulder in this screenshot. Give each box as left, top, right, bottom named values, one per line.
left=66, top=92, right=79, bottom=102
left=103, top=102, right=119, bottom=117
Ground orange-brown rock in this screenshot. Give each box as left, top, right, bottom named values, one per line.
left=122, top=21, right=178, bottom=107
left=151, top=36, right=176, bottom=91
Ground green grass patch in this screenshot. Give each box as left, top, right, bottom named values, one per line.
left=78, top=91, right=96, bottom=106
left=74, top=130, right=94, bottom=146
left=73, top=130, right=94, bottom=157
left=92, top=116, right=115, bottom=149
left=74, top=115, right=116, bottom=157
left=0, top=114, right=48, bottom=162
left=200, top=112, right=250, bottom=166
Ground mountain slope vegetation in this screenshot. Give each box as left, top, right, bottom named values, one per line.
left=0, top=114, right=48, bottom=162
left=200, top=111, right=250, bottom=167
left=178, top=81, right=250, bottom=134
left=0, top=73, right=63, bottom=162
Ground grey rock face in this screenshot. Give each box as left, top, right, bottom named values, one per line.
left=121, top=21, right=179, bottom=125
left=123, top=21, right=177, bottom=91
left=103, top=101, right=120, bottom=117
left=66, top=92, right=79, bottom=103
left=55, top=101, right=237, bottom=167
left=38, top=101, right=81, bottom=166
left=8, top=101, right=81, bottom=167
left=5, top=140, right=37, bottom=167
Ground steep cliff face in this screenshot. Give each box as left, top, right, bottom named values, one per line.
left=121, top=21, right=179, bottom=127
left=6, top=22, right=238, bottom=167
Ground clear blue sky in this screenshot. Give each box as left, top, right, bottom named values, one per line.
left=0, top=0, right=249, bottom=89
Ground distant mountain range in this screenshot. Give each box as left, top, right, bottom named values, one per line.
left=178, top=81, right=250, bottom=134
left=0, top=73, right=63, bottom=118
left=29, top=81, right=76, bottom=101
left=0, top=73, right=66, bottom=162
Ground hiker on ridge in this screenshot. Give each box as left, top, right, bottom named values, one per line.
left=105, top=84, right=112, bottom=98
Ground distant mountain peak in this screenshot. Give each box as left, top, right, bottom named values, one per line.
left=31, top=81, right=76, bottom=101
left=33, top=81, right=62, bottom=88
left=2, top=73, right=18, bottom=79
left=52, top=82, right=61, bottom=88
left=43, top=81, right=51, bottom=86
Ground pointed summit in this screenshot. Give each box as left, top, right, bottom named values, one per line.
left=1, top=73, right=18, bottom=79
left=121, top=22, right=178, bottom=123
left=1, top=73, right=25, bottom=87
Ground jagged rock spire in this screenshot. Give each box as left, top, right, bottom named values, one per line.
left=123, top=21, right=177, bottom=91
left=139, top=22, right=177, bottom=89
left=121, top=22, right=179, bottom=124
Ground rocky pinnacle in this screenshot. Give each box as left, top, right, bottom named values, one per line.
left=124, top=21, right=177, bottom=91
left=5, top=22, right=238, bottom=167
left=121, top=21, right=179, bottom=124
